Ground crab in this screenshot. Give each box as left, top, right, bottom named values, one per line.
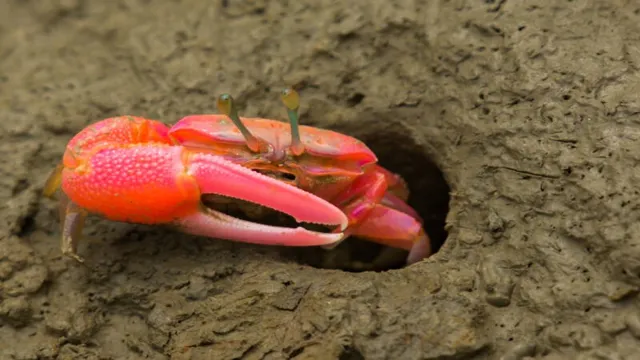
left=43, top=88, right=431, bottom=265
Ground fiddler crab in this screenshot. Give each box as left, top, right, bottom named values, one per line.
left=43, top=88, right=431, bottom=265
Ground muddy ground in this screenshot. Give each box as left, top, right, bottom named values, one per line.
left=1, top=0, right=640, bottom=359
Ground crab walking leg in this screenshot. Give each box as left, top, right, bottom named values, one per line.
left=380, top=192, right=422, bottom=221
left=321, top=169, right=388, bottom=250
left=373, top=165, right=410, bottom=201
left=60, top=195, right=88, bottom=263
left=407, top=231, right=431, bottom=265
left=350, top=204, right=432, bottom=264
left=42, top=164, right=86, bottom=262
left=369, top=165, right=423, bottom=219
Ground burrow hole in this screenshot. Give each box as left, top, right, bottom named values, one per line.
left=286, top=111, right=451, bottom=272
left=339, top=346, right=365, bottom=360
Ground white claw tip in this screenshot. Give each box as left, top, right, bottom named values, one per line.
left=340, top=220, right=348, bottom=231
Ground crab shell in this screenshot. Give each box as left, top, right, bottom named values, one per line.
left=171, top=115, right=376, bottom=193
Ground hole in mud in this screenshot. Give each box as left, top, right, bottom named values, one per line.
left=339, top=347, right=365, bottom=360
left=285, top=111, right=451, bottom=272
left=347, top=92, right=365, bottom=107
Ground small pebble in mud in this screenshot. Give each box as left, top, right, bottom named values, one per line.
left=457, top=228, right=484, bottom=245
left=487, top=209, right=506, bottom=237
left=625, top=311, right=640, bottom=339
left=605, top=281, right=639, bottom=301
left=576, top=348, right=624, bottom=360
left=67, top=309, right=98, bottom=341
left=182, top=276, right=210, bottom=301
left=271, top=284, right=309, bottom=311
left=0, top=261, right=14, bottom=280
left=45, top=308, right=97, bottom=342
left=610, top=245, right=640, bottom=282
left=480, top=257, right=515, bottom=307
left=0, top=296, right=32, bottom=328
left=591, top=310, right=626, bottom=335
left=499, top=342, right=536, bottom=360
left=45, top=313, right=71, bottom=336
left=547, top=323, right=603, bottom=350
left=4, top=264, right=49, bottom=296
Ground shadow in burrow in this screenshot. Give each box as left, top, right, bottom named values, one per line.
left=282, top=108, right=451, bottom=272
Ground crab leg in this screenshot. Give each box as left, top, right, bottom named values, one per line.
left=321, top=169, right=388, bottom=249
left=331, top=169, right=388, bottom=227
left=44, top=164, right=88, bottom=262
left=380, top=192, right=421, bottom=221
left=320, top=166, right=430, bottom=263
left=60, top=195, right=87, bottom=263
left=350, top=204, right=431, bottom=264
left=373, top=165, right=410, bottom=201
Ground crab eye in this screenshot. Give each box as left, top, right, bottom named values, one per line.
left=216, top=93, right=261, bottom=152
left=280, top=87, right=305, bottom=156
left=281, top=88, right=300, bottom=110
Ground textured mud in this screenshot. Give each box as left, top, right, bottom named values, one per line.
left=2, top=0, right=640, bottom=359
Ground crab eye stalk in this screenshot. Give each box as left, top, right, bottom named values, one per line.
left=216, top=94, right=261, bottom=152
left=280, top=87, right=305, bottom=156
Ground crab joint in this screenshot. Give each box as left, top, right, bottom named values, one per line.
left=280, top=88, right=305, bottom=156
left=216, top=94, right=262, bottom=152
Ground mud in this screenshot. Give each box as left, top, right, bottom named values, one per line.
left=2, top=0, right=640, bottom=359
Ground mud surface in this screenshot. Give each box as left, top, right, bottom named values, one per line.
left=2, top=0, right=640, bottom=359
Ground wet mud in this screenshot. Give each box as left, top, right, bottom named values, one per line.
left=2, top=0, right=640, bottom=359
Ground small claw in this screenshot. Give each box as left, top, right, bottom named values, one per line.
left=177, top=208, right=344, bottom=247
left=187, top=151, right=349, bottom=231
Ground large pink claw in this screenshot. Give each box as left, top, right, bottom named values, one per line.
left=178, top=151, right=348, bottom=246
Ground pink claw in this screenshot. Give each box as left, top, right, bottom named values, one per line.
left=186, top=152, right=348, bottom=231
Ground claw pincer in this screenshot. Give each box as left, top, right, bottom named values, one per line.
left=44, top=89, right=431, bottom=264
